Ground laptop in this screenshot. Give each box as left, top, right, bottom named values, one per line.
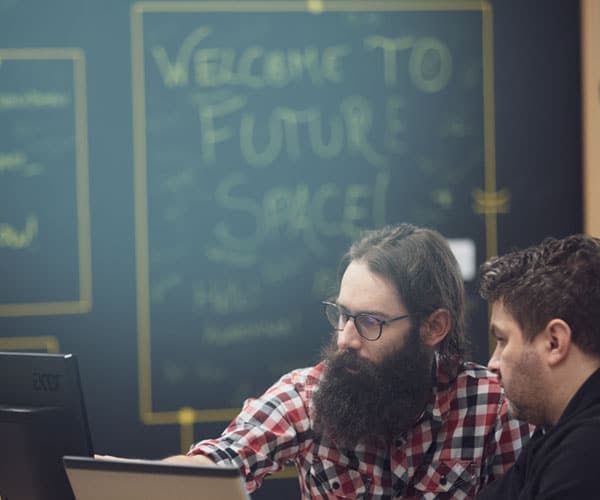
left=63, top=456, right=250, bottom=500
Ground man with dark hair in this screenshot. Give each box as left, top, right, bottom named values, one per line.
left=165, top=224, right=531, bottom=497
left=478, top=233, right=600, bottom=499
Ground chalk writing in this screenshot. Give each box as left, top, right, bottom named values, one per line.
left=0, top=152, right=26, bottom=172
left=201, top=317, right=294, bottom=347
left=151, top=272, right=182, bottom=303
left=0, top=152, right=42, bottom=176
left=0, top=90, right=69, bottom=110
left=153, top=26, right=350, bottom=89
left=192, top=279, right=260, bottom=314
left=153, top=26, right=452, bottom=94
left=207, top=170, right=389, bottom=266
left=195, top=94, right=407, bottom=167
left=0, top=216, right=38, bottom=249
left=365, top=35, right=452, bottom=92
left=260, top=252, right=306, bottom=284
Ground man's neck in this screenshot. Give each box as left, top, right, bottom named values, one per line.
left=548, top=352, right=600, bottom=425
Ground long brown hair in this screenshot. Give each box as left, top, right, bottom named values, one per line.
left=341, top=223, right=466, bottom=362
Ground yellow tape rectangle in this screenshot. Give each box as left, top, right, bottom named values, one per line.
left=0, top=49, right=92, bottom=317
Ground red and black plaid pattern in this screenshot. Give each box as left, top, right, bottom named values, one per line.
left=190, top=358, right=532, bottom=499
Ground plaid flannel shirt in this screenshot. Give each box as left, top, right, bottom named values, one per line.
left=189, top=358, right=532, bottom=499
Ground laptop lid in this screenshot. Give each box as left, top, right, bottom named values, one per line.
left=63, top=456, right=250, bottom=500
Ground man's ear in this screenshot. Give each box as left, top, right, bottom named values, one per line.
left=421, top=308, right=451, bottom=347
left=542, top=319, right=572, bottom=366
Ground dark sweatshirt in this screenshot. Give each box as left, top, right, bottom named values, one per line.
left=477, top=367, right=600, bottom=500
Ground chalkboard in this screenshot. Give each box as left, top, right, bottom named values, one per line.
left=0, top=49, right=91, bottom=316
left=130, top=2, right=491, bottom=420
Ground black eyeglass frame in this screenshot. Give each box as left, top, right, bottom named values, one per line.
left=321, top=300, right=410, bottom=341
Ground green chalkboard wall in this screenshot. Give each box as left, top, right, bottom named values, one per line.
left=136, top=2, right=491, bottom=417
left=0, top=1, right=582, bottom=498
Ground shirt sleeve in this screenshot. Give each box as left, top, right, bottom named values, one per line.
left=479, top=396, right=534, bottom=487
left=187, top=369, right=312, bottom=492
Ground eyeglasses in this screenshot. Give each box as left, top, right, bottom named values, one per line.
left=322, top=301, right=410, bottom=341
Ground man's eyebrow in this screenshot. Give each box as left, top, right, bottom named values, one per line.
left=489, top=324, right=507, bottom=339
left=334, top=300, right=348, bottom=310
left=335, top=301, right=389, bottom=318
left=489, top=325, right=499, bottom=339
left=361, top=309, right=389, bottom=318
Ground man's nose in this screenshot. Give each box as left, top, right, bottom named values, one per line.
left=488, top=346, right=501, bottom=376
left=336, top=318, right=362, bottom=351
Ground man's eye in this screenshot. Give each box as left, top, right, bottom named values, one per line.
left=358, top=315, right=381, bottom=328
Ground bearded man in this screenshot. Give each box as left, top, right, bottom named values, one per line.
left=169, top=224, right=532, bottom=498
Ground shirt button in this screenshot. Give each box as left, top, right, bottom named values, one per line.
left=440, top=477, right=447, bottom=486
left=332, top=481, right=340, bottom=490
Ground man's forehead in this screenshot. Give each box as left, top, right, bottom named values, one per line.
left=491, top=298, right=510, bottom=315
left=489, top=299, right=522, bottom=333
left=339, top=261, right=403, bottom=306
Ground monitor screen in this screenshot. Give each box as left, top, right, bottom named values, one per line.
left=0, top=351, right=94, bottom=500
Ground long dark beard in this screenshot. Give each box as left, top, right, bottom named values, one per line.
left=312, top=328, right=433, bottom=448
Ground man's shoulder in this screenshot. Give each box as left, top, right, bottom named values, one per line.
left=267, top=363, right=325, bottom=395
left=441, top=360, right=504, bottom=400
left=439, top=359, right=500, bottom=384
left=460, top=361, right=500, bottom=382
left=552, top=402, right=600, bottom=442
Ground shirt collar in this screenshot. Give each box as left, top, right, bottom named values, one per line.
left=556, top=366, right=600, bottom=424
left=416, top=353, right=461, bottom=426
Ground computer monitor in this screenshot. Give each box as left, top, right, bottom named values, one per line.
left=0, top=351, right=93, bottom=500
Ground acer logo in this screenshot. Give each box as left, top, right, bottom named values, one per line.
left=32, top=372, right=61, bottom=391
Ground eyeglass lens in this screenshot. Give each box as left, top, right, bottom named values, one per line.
left=324, top=302, right=382, bottom=340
